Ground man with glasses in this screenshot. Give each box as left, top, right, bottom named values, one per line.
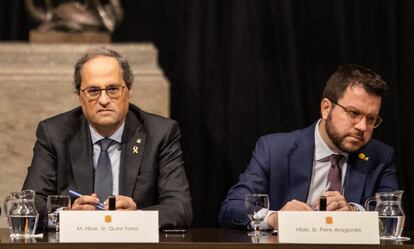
left=219, top=64, right=398, bottom=230
left=23, top=47, right=192, bottom=229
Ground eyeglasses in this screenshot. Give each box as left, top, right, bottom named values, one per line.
left=81, top=85, right=127, bottom=101
left=328, top=99, right=382, bottom=128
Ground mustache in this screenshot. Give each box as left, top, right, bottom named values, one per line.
left=348, top=131, right=364, bottom=139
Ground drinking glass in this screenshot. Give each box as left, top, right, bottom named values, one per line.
left=244, top=194, right=269, bottom=237
left=47, top=195, right=70, bottom=234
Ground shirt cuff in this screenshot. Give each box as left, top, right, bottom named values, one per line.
left=259, top=210, right=276, bottom=230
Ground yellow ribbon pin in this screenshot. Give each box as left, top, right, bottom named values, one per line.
left=132, top=146, right=139, bottom=154
left=358, top=153, right=369, bottom=161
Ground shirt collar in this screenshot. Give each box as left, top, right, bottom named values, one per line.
left=89, top=122, right=125, bottom=144
left=314, top=119, right=348, bottom=162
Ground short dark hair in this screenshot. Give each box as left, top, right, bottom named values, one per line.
left=73, top=47, right=134, bottom=93
left=322, top=64, right=388, bottom=102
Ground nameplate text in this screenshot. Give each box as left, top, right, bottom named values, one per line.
left=278, top=211, right=379, bottom=244
left=60, top=210, right=159, bottom=242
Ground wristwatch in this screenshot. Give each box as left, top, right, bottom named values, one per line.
left=347, top=203, right=359, bottom=211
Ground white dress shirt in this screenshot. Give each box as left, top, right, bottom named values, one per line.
left=306, top=119, right=348, bottom=206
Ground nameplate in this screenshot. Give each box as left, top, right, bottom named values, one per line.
left=60, top=210, right=159, bottom=242
left=278, top=211, right=379, bottom=244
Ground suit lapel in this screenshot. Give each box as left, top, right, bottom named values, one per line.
left=344, top=151, right=369, bottom=203
left=119, top=111, right=146, bottom=196
left=69, top=116, right=94, bottom=194
left=288, top=125, right=315, bottom=202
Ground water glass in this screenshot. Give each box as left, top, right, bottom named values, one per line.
left=244, top=194, right=269, bottom=237
left=47, top=195, right=70, bottom=234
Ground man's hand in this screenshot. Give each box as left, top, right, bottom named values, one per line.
left=71, top=193, right=101, bottom=210
left=267, top=199, right=313, bottom=229
left=323, top=191, right=352, bottom=211
left=280, top=200, right=314, bottom=211
left=103, top=195, right=137, bottom=210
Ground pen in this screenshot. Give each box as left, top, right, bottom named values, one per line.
left=68, top=190, right=105, bottom=210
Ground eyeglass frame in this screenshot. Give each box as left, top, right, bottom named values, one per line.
left=327, top=98, right=382, bottom=128
left=80, top=84, right=127, bottom=101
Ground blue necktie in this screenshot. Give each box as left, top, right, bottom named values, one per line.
left=94, top=138, right=113, bottom=202
left=328, top=154, right=343, bottom=192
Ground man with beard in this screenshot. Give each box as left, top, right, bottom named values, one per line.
left=218, top=64, right=398, bottom=230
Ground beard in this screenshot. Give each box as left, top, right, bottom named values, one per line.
left=324, top=112, right=365, bottom=153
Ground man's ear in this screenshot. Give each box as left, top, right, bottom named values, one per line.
left=320, top=98, right=332, bottom=120
left=128, top=88, right=132, bottom=99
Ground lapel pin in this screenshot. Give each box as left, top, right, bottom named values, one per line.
left=358, top=153, right=369, bottom=161
left=132, top=146, right=139, bottom=154
left=136, top=138, right=141, bottom=144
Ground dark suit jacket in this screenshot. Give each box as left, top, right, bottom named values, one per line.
left=23, top=104, right=192, bottom=229
left=218, top=123, right=398, bottom=229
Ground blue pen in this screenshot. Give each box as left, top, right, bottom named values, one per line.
left=69, top=190, right=105, bottom=210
